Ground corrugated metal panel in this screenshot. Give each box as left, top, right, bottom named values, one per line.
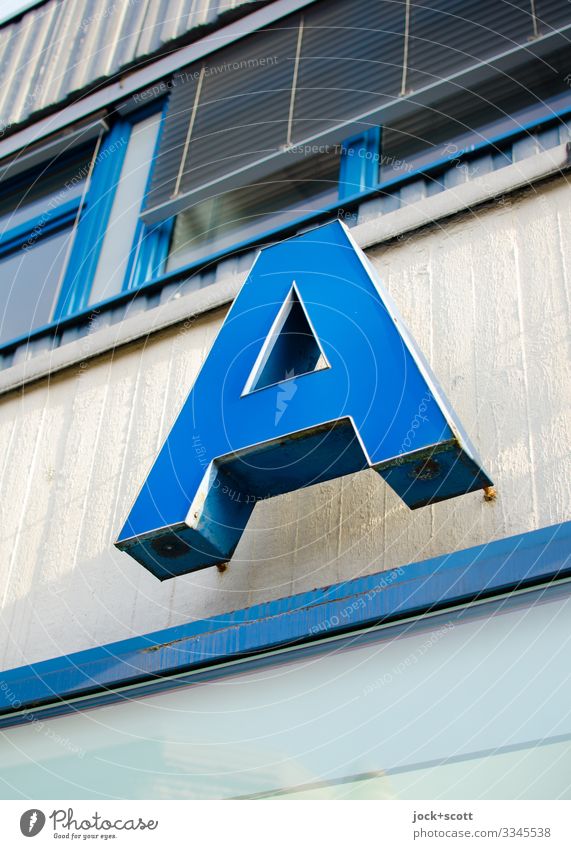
left=0, top=0, right=262, bottom=132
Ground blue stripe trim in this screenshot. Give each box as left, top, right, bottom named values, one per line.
left=0, top=521, right=569, bottom=725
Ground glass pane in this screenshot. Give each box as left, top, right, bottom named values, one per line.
left=380, top=59, right=570, bottom=183
left=0, top=148, right=93, bottom=235
left=166, top=151, right=340, bottom=271
left=88, top=114, right=161, bottom=305
left=1, top=581, right=570, bottom=799
left=0, top=226, right=72, bottom=344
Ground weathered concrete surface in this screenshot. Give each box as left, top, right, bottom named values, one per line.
left=1, top=175, right=570, bottom=670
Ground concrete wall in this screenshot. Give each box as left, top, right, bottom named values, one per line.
left=1, top=173, right=570, bottom=671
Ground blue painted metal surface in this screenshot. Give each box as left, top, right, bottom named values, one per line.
left=123, top=100, right=173, bottom=293
left=53, top=121, right=131, bottom=320
left=1, top=521, right=570, bottom=727
left=116, top=219, right=491, bottom=579
left=339, top=127, right=381, bottom=200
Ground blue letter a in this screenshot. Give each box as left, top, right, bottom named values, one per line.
left=116, top=221, right=491, bottom=579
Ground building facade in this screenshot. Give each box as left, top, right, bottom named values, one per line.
left=0, top=0, right=570, bottom=799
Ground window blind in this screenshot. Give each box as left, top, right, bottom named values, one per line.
left=143, top=0, right=571, bottom=223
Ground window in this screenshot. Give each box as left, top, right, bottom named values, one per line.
left=0, top=146, right=95, bottom=345
left=243, top=285, right=328, bottom=394
left=0, top=0, right=570, bottom=353
left=379, top=49, right=571, bottom=185
left=56, top=109, right=163, bottom=316
left=0, top=108, right=162, bottom=347
left=0, top=152, right=91, bottom=232
left=2, top=581, right=570, bottom=798
left=166, top=149, right=341, bottom=271
left=87, top=113, right=162, bottom=304
left=142, top=0, right=571, bottom=224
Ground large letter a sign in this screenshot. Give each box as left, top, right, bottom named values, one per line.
left=116, top=221, right=492, bottom=579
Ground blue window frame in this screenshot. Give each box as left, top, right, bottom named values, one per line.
left=55, top=102, right=166, bottom=318
left=339, top=127, right=381, bottom=200
left=51, top=121, right=130, bottom=320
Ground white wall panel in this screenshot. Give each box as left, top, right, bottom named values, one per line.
left=0, top=176, right=570, bottom=670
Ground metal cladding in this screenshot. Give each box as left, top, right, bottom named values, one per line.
left=115, top=220, right=492, bottom=579
left=0, top=0, right=258, bottom=134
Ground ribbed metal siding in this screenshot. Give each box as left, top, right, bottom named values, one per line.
left=0, top=0, right=260, bottom=133
left=145, top=0, right=571, bottom=219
